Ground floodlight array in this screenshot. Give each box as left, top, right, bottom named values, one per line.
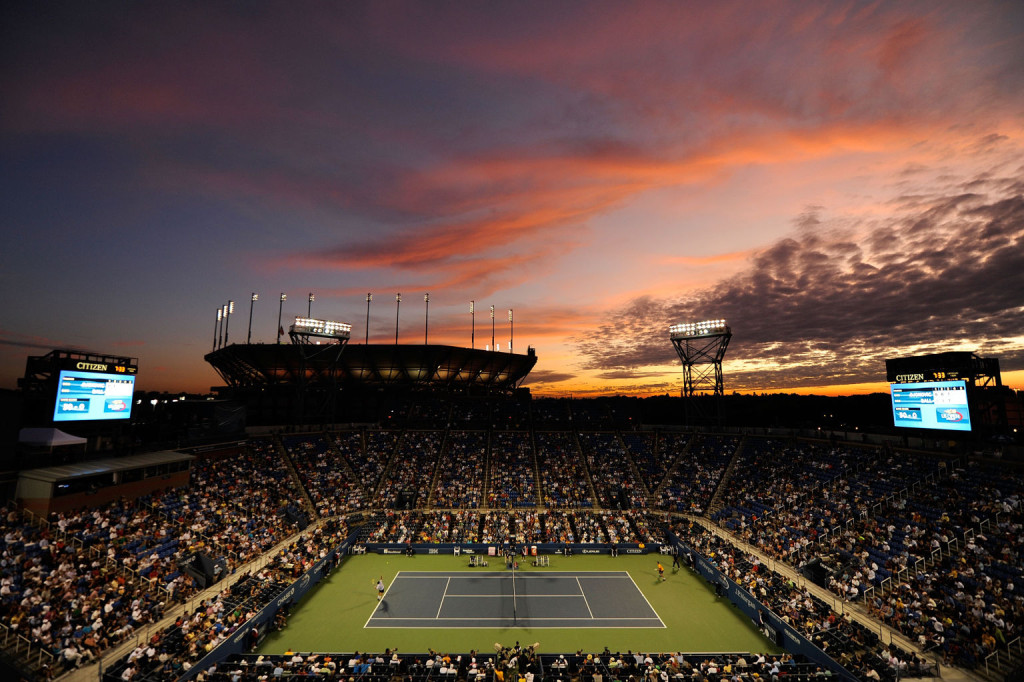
left=292, top=317, right=352, bottom=337
left=669, top=319, right=728, bottom=337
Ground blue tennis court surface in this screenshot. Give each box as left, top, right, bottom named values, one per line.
left=365, top=571, right=664, bottom=628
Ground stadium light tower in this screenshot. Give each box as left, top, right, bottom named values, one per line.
left=365, top=293, right=372, bottom=344
left=490, top=305, right=495, bottom=351
left=308, top=292, right=314, bottom=317
left=395, top=293, right=401, bottom=344
left=670, top=319, right=732, bottom=424
left=670, top=319, right=731, bottom=395
left=509, top=308, right=513, bottom=353
left=247, top=293, right=258, bottom=344
left=424, top=293, right=430, bottom=344
left=470, top=300, right=475, bottom=349
left=277, top=293, right=287, bottom=344
left=219, top=304, right=228, bottom=348
left=224, top=300, right=234, bottom=346
left=288, top=316, right=353, bottom=425
left=213, top=307, right=222, bottom=352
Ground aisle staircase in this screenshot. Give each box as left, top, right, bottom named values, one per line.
left=706, top=438, right=746, bottom=516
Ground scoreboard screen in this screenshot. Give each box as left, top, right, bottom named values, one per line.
left=53, top=369, right=136, bottom=422
left=890, top=380, right=971, bottom=432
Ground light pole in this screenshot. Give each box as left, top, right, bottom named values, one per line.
left=424, top=293, right=429, bottom=344
left=395, top=293, right=401, bottom=344
left=470, top=301, right=475, bottom=349
left=248, top=293, right=258, bottom=343
left=219, top=304, right=228, bottom=348
left=224, top=300, right=234, bottom=346
left=490, top=305, right=495, bottom=351
left=213, top=307, right=222, bottom=351
left=509, top=308, right=513, bottom=353
left=277, top=293, right=287, bottom=344
left=308, top=293, right=314, bottom=317
left=365, top=293, right=372, bottom=344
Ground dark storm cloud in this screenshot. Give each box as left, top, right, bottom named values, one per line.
left=577, top=176, right=1024, bottom=390
left=525, top=370, right=578, bottom=385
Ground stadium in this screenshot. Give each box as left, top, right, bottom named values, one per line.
left=7, top=2, right=1024, bottom=682
left=2, top=325, right=1023, bottom=682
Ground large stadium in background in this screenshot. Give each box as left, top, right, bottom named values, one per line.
left=205, top=318, right=538, bottom=424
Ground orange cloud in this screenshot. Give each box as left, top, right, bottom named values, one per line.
left=659, top=250, right=754, bottom=266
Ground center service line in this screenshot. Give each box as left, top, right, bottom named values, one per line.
left=576, top=577, right=595, bottom=619
left=436, top=577, right=451, bottom=619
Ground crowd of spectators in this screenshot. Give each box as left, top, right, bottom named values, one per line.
left=190, top=647, right=829, bottom=682
left=1, top=504, right=169, bottom=672
left=1, top=438, right=306, bottom=676
left=373, top=432, right=443, bottom=509
left=416, top=511, right=482, bottom=544
left=351, top=431, right=399, bottom=501
left=360, top=511, right=422, bottom=545
left=6, top=416, right=1024, bottom=681
left=709, top=438, right=1024, bottom=671
left=283, top=435, right=367, bottom=517
left=487, top=433, right=537, bottom=509
left=658, top=435, right=736, bottom=515
left=673, top=520, right=932, bottom=682
left=626, top=433, right=681, bottom=495
left=535, top=433, right=592, bottom=509
left=579, top=433, right=648, bottom=510
left=103, top=519, right=348, bottom=682
left=432, top=432, right=487, bottom=509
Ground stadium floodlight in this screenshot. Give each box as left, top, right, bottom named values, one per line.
left=290, top=316, right=352, bottom=339
left=224, top=300, right=235, bottom=346
left=213, top=307, right=222, bottom=351
left=490, top=305, right=495, bottom=351
left=424, top=293, right=430, bottom=345
left=277, top=293, right=287, bottom=344
left=470, top=300, right=475, bottom=349
left=669, top=319, right=728, bottom=337
left=365, top=293, right=372, bottom=344
left=219, top=304, right=228, bottom=348
left=509, top=308, right=513, bottom=353
left=248, top=292, right=258, bottom=343
left=395, top=293, right=401, bottom=344
left=308, top=292, right=314, bottom=317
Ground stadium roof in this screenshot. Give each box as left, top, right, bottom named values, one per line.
left=205, top=343, right=537, bottom=393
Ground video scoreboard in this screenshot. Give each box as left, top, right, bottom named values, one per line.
left=890, top=380, right=971, bottom=432
left=886, top=353, right=976, bottom=433
left=52, top=359, right=138, bottom=423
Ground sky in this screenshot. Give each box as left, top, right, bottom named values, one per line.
left=2, top=1, right=1023, bottom=398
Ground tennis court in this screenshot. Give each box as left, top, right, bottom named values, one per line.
left=365, top=571, right=664, bottom=628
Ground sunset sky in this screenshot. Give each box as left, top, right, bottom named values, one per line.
left=2, top=1, right=1023, bottom=397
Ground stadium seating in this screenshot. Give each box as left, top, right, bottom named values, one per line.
left=3, top=395, right=1022, bottom=681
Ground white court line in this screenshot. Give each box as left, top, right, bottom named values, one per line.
left=362, top=575, right=397, bottom=628
left=369, top=570, right=664, bottom=628
left=625, top=570, right=662, bottom=622
left=368, top=616, right=663, bottom=621
left=394, top=571, right=635, bottom=578
left=435, top=577, right=451, bottom=618
left=576, top=577, right=595, bottom=618
left=442, top=594, right=586, bottom=598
